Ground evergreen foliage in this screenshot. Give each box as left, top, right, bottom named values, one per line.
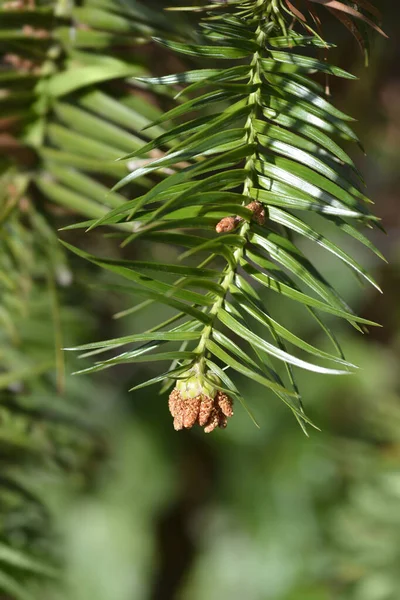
left=66, top=0, right=384, bottom=433
left=0, top=0, right=389, bottom=597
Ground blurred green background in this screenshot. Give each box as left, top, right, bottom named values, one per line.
left=1, top=1, right=400, bottom=599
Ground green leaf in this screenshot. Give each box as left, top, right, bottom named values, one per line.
left=140, top=89, right=240, bottom=131
left=267, top=52, right=357, bottom=79
left=54, top=102, right=144, bottom=153
left=66, top=331, right=202, bottom=352
left=205, top=339, right=299, bottom=397
left=128, top=365, right=190, bottom=392
left=35, top=178, right=108, bottom=220
left=79, top=90, right=165, bottom=138
left=250, top=230, right=358, bottom=317
left=257, top=138, right=367, bottom=201
left=39, top=148, right=127, bottom=178
left=97, top=350, right=196, bottom=366
left=140, top=165, right=249, bottom=227
left=254, top=119, right=353, bottom=168
left=205, top=359, right=261, bottom=429
left=89, top=259, right=221, bottom=279
left=118, top=114, right=214, bottom=160
left=263, top=102, right=359, bottom=143
left=60, top=241, right=215, bottom=305
left=116, top=129, right=245, bottom=184
left=44, top=164, right=125, bottom=209
left=212, top=329, right=265, bottom=374
left=336, top=220, right=386, bottom=261
left=172, top=102, right=249, bottom=153
left=260, top=108, right=357, bottom=164
left=111, top=142, right=250, bottom=195
left=135, top=65, right=250, bottom=86
left=230, top=279, right=356, bottom=367
left=153, top=37, right=253, bottom=59
left=46, top=124, right=124, bottom=161
left=241, top=260, right=378, bottom=327
left=256, top=156, right=368, bottom=212
left=263, top=72, right=354, bottom=121
left=268, top=207, right=381, bottom=290
left=74, top=342, right=165, bottom=374
left=218, top=309, right=352, bottom=375
left=268, top=33, right=334, bottom=48
left=250, top=187, right=364, bottom=218
left=43, top=59, right=144, bottom=97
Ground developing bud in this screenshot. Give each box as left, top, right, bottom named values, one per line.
left=215, top=216, right=239, bottom=233
left=245, top=201, right=266, bottom=226
left=216, top=201, right=266, bottom=233
left=168, top=370, right=233, bottom=433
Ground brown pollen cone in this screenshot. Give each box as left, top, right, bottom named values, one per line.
left=245, top=201, right=266, bottom=226
left=204, top=392, right=234, bottom=433
left=216, top=391, right=234, bottom=418
left=215, top=216, right=238, bottom=233
left=216, top=201, right=266, bottom=233
left=168, top=389, right=200, bottom=431
left=168, top=389, right=234, bottom=433
left=198, top=396, right=214, bottom=427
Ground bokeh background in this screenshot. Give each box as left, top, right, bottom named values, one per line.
left=1, top=1, right=400, bottom=599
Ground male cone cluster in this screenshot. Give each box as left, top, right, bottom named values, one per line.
left=168, top=371, right=233, bottom=433
left=216, top=201, right=266, bottom=233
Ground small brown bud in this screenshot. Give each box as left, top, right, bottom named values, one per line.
left=246, top=201, right=266, bottom=226
left=216, top=216, right=238, bottom=233
left=216, top=201, right=266, bottom=233
left=203, top=392, right=234, bottom=433
left=198, top=396, right=213, bottom=427
left=183, top=396, right=201, bottom=428
left=216, top=391, right=234, bottom=418
left=168, top=390, right=200, bottom=431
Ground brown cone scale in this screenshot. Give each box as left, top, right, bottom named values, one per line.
left=168, top=389, right=233, bottom=433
